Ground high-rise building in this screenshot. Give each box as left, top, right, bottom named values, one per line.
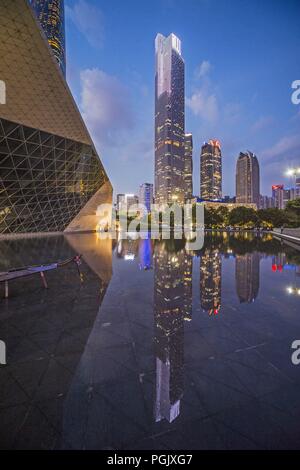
left=154, top=33, right=185, bottom=205
left=139, top=183, right=153, bottom=213
left=0, top=0, right=111, bottom=234
left=272, top=185, right=284, bottom=209
left=200, top=140, right=222, bottom=200
left=259, top=195, right=274, bottom=209
left=184, top=133, right=193, bottom=200
left=30, top=0, right=66, bottom=77
left=236, top=151, right=260, bottom=206
left=236, top=253, right=260, bottom=303
left=116, top=193, right=125, bottom=210
left=296, top=177, right=300, bottom=198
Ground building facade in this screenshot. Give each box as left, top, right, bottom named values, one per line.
left=272, top=185, right=284, bottom=209
left=0, top=0, right=112, bottom=235
left=155, top=33, right=185, bottom=205
left=184, top=133, right=193, bottom=200
left=139, top=183, right=153, bottom=213
left=236, top=253, right=260, bottom=303
left=30, top=0, right=66, bottom=77
left=200, top=140, right=222, bottom=200
left=236, top=151, right=260, bottom=206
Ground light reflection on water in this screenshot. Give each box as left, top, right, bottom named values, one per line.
left=0, top=232, right=300, bottom=449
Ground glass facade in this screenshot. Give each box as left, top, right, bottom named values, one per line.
left=30, top=0, right=66, bottom=77
left=184, top=133, right=193, bottom=200
left=155, top=34, right=185, bottom=205
left=200, top=140, right=222, bottom=200
left=0, top=118, right=107, bottom=234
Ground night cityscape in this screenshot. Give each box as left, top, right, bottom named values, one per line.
left=0, top=0, right=300, bottom=459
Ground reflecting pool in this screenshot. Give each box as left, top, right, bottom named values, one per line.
left=0, top=232, right=300, bottom=449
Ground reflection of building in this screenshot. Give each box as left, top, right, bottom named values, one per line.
left=139, top=238, right=153, bottom=270
left=0, top=1, right=112, bottom=235
left=236, top=151, right=260, bottom=207
left=236, top=253, right=260, bottom=303
left=30, top=0, right=66, bottom=77
left=155, top=33, right=185, bottom=205
left=139, top=183, right=153, bottom=213
left=200, top=248, right=222, bottom=315
left=184, top=134, right=193, bottom=200
left=200, top=140, right=222, bottom=200
left=116, top=235, right=140, bottom=260
left=153, top=242, right=192, bottom=422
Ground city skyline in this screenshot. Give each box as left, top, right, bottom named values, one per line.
left=64, top=0, right=300, bottom=198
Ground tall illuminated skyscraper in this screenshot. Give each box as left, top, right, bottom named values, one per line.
left=155, top=33, right=185, bottom=205
left=200, top=140, right=222, bottom=200
left=30, top=0, right=66, bottom=77
left=184, top=133, right=193, bottom=200
left=236, top=151, right=260, bottom=206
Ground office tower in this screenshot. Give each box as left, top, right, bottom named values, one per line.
left=139, top=183, right=154, bottom=213
left=30, top=0, right=66, bottom=77
left=153, top=241, right=192, bottom=422
left=184, top=133, right=193, bottom=200
left=125, top=194, right=139, bottom=208
left=155, top=33, right=185, bottom=205
left=236, top=253, right=260, bottom=303
left=200, top=140, right=222, bottom=200
left=0, top=0, right=112, bottom=234
left=236, top=151, right=260, bottom=206
left=272, top=185, right=284, bottom=209
left=200, top=247, right=222, bottom=315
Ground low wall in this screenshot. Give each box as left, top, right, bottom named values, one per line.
left=274, top=227, right=300, bottom=238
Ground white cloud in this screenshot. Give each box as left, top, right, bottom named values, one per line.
left=261, top=134, right=300, bottom=163
left=194, top=60, right=212, bottom=79
left=66, top=0, right=104, bottom=49
left=80, top=68, right=134, bottom=147
left=251, top=115, right=274, bottom=132
left=186, top=89, right=219, bottom=124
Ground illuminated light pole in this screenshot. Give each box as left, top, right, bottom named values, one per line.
left=285, top=168, right=300, bottom=199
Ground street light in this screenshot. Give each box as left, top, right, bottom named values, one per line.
left=285, top=168, right=300, bottom=198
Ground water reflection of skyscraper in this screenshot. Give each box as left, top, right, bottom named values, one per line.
left=153, top=240, right=193, bottom=423
left=235, top=252, right=260, bottom=303
left=200, top=248, right=222, bottom=315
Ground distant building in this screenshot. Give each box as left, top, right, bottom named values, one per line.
left=283, top=188, right=291, bottom=209
left=191, top=198, right=257, bottom=212
left=272, top=185, right=284, bottom=209
left=139, top=183, right=153, bottom=213
left=200, top=140, right=222, bottom=200
left=116, top=193, right=125, bottom=209
left=155, top=33, right=185, bottom=205
left=259, top=195, right=274, bottom=209
left=30, top=0, right=66, bottom=77
left=236, top=151, right=260, bottom=206
left=223, top=195, right=236, bottom=203
left=296, top=177, right=300, bottom=198
left=184, top=134, right=193, bottom=200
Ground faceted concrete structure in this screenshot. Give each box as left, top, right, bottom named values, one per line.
left=0, top=0, right=112, bottom=235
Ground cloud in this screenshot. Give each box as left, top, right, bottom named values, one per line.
left=66, top=0, right=104, bottom=48
left=80, top=68, right=134, bottom=147
left=194, top=60, right=212, bottom=79
left=260, top=134, right=300, bottom=164
left=251, top=115, right=274, bottom=132
left=186, top=89, right=219, bottom=123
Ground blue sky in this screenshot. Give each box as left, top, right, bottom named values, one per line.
left=65, top=0, right=300, bottom=198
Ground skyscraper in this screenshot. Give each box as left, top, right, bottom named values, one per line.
left=200, top=140, right=222, bottom=200
left=155, top=33, right=185, bottom=205
left=30, top=0, right=66, bottom=77
left=184, top=133, right=193, bottom=200
left=200, top=247, right=222, bottom=315
left=139, top=183, right=154, bottom=213
left=236, top=151, right=260, bottom=206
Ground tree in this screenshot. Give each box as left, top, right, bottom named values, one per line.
left=228, top=207, right=258, bottom=227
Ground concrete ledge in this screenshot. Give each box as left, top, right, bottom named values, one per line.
left=272, top=230, right=300, bottom=245
left=0, top=231, right=63, bottom=241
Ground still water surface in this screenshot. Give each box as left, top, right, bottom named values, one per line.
left=0, top=232, right=300, bottom=449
